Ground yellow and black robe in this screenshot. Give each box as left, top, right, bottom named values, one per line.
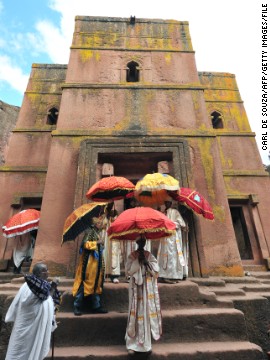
left=72, top=226, right=105, bottom=297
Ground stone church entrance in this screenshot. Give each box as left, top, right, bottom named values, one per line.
left=71, top=137, right=202, bottom=277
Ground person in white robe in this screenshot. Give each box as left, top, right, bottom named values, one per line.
left=157, top=201, right=188, bottom=283
left=121, top=199, right=151, bottom=276
left=123, top=240, right=152, bottom=278
left=125, top=237, right=162, bottom=355
left=5, top=263, right=57, bottom=360
left=181, top=212, right=189, bottom=279
left=101, top=203, right=122, bottom=283
left=13, top=232, right=35, bottom=274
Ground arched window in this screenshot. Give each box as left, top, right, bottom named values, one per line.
left=211, top=111, right=223, bottom=129
left=47, top=107, right=59, bottom=125
left=126, top=61, right=140, bottom=82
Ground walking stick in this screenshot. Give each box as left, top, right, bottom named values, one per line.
left=51, top=330, right=55, bottom=360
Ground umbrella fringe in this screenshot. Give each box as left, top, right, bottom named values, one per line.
left=108, top=227, right=175, bottom=240
left=92, top=187, right=134, bottom=193
left=138, top=185, right=179, bottom=191
left=3, top=225, right=39, bottom=238
left=179, top=201, right=214, bottom=220
left=2, top=219, right=39, bottom=232
left=86, top=176, right=135, bottom=201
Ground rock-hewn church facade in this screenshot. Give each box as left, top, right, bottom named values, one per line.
left=0, top=16, right=269, bottom=277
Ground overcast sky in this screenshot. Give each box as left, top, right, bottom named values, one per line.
left=0, top=0, right=268, bottom=164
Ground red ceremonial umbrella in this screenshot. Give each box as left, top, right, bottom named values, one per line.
left=86, top=176, right=135, bottom=202
left=168, top=188, right=214, bottom=220
left=62, top=202, right=107, bottom=244
left=107, top=206, right=176, bottom=241
left=2, top=209, right=40, bottom=238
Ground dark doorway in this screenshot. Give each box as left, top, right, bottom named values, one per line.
left=229, top=201, right=263, bottom=265
left=230, top=206, right=253, bottom=260
left=98, top=151, right=174, bottom=181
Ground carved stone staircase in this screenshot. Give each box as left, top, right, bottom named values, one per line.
left=0, top=273, right=268, bottom=360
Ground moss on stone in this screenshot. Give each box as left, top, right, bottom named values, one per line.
left=206, top=265, right=244, bottom=277
left=197, top=138, right=215, bottom=200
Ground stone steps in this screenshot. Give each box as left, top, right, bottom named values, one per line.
left=58, top=280, right=233, bottom=313
left=193, top=275, right=270, bottom=359
left=239, top=284, right=270, bottom=292
left=243, top=265, right=268, bottom=272
left=0, top=277, right=231, bottom=311
left=258, top=280, right=270, bottom=285
left=45, top=341, right=264, bottom=360
left=249, top=272, right=270, bottom=280
left=200, top=285, right=246, bottom=297
left=191, top=276, right=259, bottom=286
left=0, top=272, right=22, bottom=284
left=1, top=275, right=268, bottom=360
left=53, top=308, right=248, bottom=347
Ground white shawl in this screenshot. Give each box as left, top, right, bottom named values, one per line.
left=5, top=282, right=56, bottom=360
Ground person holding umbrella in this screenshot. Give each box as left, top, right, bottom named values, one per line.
left=13, top=231, right=36, bottom=274
left=125, top=236, right=162, bottom=356
left=2, top=209, right=40, bottom=274
left=157, top=201, right=188, bottom=283
left=72, top=216, right=108, bottom=316
left=107, top=206, right=175, bottom=355
left=100, top=202, right=122, bottom=284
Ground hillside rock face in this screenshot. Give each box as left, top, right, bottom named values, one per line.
left=0, top=100, right=20, bottom=165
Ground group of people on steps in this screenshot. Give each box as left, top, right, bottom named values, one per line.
left=72, top=198, right=189, bottom=356
left=4, top=198, right=189, bottom=359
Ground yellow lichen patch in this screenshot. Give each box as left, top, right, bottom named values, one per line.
left=197, top=138, right=215, bottom=200
left=198, top=123, right=208, bottom=131
left=164, top=53, right=171, bottom=64
left=207, top=265, right=244, bottom=277
left=166, top=22, right=182, bottom=51
left=230, top=106, right=250, bottom=131
left=212, top=205, right=225, bottom=222
left=216, top=137, right=233, bottom=169
left=223, top=177, right=244, bottom=195
left=79, top=49, right=93, bottom=63
left=227, top=158, right=233, bottom=168
left=217, top=137, right=226, bottom=167
left=26, top=93, right=41, bottom=107
left=95, top=51, right=101, bottom=62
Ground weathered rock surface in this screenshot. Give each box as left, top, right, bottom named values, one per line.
left=0, top=100, right=19, bottom=165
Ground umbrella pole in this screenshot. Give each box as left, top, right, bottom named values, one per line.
left=2, top=237, right=8, bottom=259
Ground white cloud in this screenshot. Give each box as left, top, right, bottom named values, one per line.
left=0, top=55, right=28, bottom=93
left=35, top=20, right=69, bottom=63
left=9, top=33, right=25, bottom=52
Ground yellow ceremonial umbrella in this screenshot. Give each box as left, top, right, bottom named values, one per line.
left=134, top=173, right=179, bottom=206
